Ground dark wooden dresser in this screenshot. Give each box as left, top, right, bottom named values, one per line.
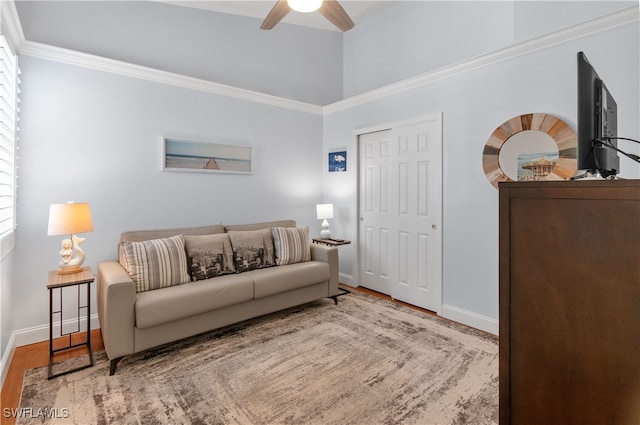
left=499, top=180, right=640, bottom=425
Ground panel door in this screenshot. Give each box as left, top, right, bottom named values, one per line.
left=358, top=116, right=442, bottom=313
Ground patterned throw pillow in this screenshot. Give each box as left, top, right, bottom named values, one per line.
left=228, top=228, right=275, bottom=273
left=184, top=234, right=236, bottom=281
left=120, top=235, right=190, bottom=293
left=272, top=226, right=311, bottom=265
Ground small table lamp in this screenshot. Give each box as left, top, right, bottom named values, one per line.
left=47, top=202, right=93, bottom=274
left=316, top=203, right=334, bottom=239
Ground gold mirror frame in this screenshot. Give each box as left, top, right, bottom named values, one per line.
left=482, top=113, right=577, bottom=189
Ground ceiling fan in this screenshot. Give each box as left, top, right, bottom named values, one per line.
left=260, top=0, right=355, bottom=32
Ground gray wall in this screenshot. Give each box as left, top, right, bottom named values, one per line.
left=342, top=1, right=515, bottom=98
left=342, top=1, right=635, bottom=97
left=512, top=1, right=637, bottom=42
left=0, top=247, right=13, bottom=376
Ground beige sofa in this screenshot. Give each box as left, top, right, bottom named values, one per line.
left=97, top=220, right=339, bottom=375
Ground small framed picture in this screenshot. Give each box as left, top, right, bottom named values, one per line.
left=329, top=150, right=347, bottom=172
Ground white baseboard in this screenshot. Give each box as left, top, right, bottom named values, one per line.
left=0, top=332, right=16, bottom=389
left=13, top=314, right=101, bottom=348
left=441, top=304, right=498, bottom=335
left=338, top=273, right=354, bottom=286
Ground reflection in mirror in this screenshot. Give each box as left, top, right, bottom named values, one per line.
left=498, top=131, right=559, bottom=180
left=482, top=113, right=577, bottom=189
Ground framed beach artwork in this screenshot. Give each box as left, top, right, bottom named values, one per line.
left=162, top=138, right=252, bottom=174
left=328, top=150, right=347, bottom=172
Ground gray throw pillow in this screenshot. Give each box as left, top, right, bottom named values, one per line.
left=228, top=228, right=275, bottom=272
left=184, top=233, right=236, bottom=280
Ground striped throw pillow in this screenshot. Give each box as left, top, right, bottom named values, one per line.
left=272, top=227, right=311, bottom=266
left=120, top=234, right=191, bottom=292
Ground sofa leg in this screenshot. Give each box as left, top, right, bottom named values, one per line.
left=109, top=357, right=124, bottom=376
left=329, top=287, right=351, bottom=305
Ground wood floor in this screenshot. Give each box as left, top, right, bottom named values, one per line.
left=0, top=330, right=104, bottom=425
left=348, top=285, right=438, bottom=317
left=0, top=285, right=433, bottom=425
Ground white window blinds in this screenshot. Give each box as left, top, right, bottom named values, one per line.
left=0, top=36, right=19, bottom=237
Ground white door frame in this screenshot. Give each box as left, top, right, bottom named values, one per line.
left=351, top=113, right=443, bottom=314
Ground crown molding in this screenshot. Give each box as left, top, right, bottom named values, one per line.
left=324, top=5, right=639, bottom=115
left=18, top=41, right=324, bottom=115
left=13, top=5, right=638, bottom=116
left=0, top=0, right=25, bottom=54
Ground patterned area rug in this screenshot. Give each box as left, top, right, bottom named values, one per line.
left=19, top=290, right=498, bottom=424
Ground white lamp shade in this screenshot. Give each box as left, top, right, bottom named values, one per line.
left=316, top=203, right=334, bottom=220
left=288, top=0, right=322, bottom=13
left=47, top=202, right=94, bottom=236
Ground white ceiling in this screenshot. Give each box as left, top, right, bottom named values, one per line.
left=158, top=0, right=393, bottom=31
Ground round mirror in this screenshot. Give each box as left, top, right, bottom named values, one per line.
left=498, top=130, right=559, bottom=180
left=482, top=113, right=577, bottom=189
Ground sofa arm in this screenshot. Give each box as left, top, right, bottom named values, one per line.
left=310, top=244, right=339, bottom=297
left=97, top=261, right=136, bottom=361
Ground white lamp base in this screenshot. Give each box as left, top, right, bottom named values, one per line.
left=320, top=219, right=331, bottom=239
left=57, top=234, right=87, bottom=274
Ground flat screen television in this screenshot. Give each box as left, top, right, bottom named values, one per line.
left=577, top=51, right=619, bottom=178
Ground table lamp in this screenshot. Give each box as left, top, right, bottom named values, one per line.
left=47, top=202, right=93, bottom=274
left=316, top=203, right=334, bottom=239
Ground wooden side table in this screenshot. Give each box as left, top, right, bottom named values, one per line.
left=312, top=238, right=352, bottom=300
left=47, top=266, right=95, bottom=379
left=312, top=238, right=351, bottom=247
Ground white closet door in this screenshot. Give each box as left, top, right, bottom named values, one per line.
left=358, top=115, right=442, bottom=313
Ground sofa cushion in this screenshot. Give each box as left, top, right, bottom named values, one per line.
left=247, top=261, right=330, bottom=299
left=228, top=228, right=276, bottom=273
left=272, top=226, right=311, bottom=265
left=120, top=235, right=191, bottom=293
left=184, top=234, right=236, bottom=280
left=135, top=273, right=254, bottom=329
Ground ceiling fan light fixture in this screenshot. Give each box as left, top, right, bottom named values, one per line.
left=287, top=0, right=322, bottom=13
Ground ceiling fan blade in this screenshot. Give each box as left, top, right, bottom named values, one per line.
left=260, top=0, right=291, bottom=30
left=319, top=0, right=355, bottom=32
